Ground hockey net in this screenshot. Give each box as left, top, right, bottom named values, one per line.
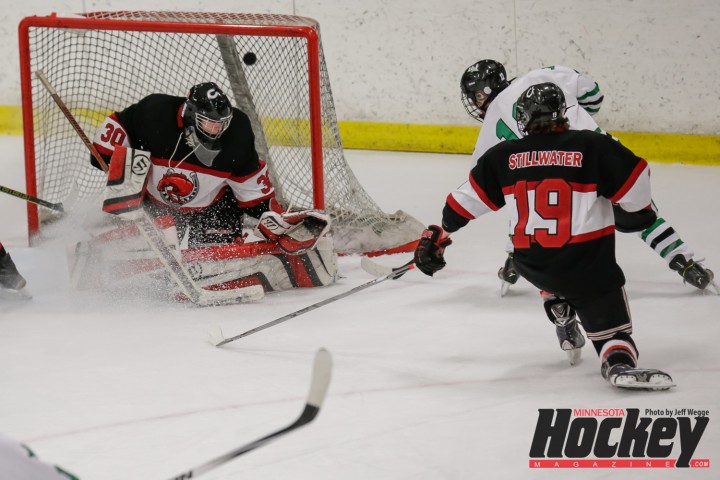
left=19, top=11, right=423, bottom=254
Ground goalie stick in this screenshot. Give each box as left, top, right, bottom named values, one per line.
left=35, top=70, right=263, bottom=306
left=0, top=184, right=64, bottom=211
left=215, top=260, right=415, bottom=346
left=167, top=348, right=332, bottom=479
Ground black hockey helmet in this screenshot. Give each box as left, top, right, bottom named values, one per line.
left=181, top=82, right=233, bottom=147
left=516, top=82, right=567, bottom=136
left=460, top=59, right=510, bottom=121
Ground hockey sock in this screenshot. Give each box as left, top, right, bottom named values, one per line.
left=640, top=217, right=694, bottom=264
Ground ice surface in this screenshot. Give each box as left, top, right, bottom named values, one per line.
left=1, top=135, right=718, bottom=479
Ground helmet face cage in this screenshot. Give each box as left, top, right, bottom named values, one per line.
left=183, top=82, right=233, bottom=143
left=195, top=112, right=232, bottom=140
left=460, top=60, right=509, bottom=121
left=516, top=82, right=567, bottom=136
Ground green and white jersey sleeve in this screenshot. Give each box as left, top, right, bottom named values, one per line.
left=536, top=65, right=604, bottom=115
left=0, top=433, right=79, bottom=480
left=470, top=66, right=604, bottom=166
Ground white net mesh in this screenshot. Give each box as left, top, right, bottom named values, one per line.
left=22, top=11, right=423, bottom=254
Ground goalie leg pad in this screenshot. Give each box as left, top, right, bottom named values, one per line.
left=193, top=237, right=337, bottom=292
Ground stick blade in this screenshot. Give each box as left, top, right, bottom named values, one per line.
left=360, top=257, right=414, bottom=279
left=307, top=348, right=333, bottom=410
left=360, top=256, right=393, bottom=277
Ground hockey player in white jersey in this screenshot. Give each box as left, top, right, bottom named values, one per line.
left=0, top=432, right=78, bottom=479
left=460, top=60, right=716, bottom=296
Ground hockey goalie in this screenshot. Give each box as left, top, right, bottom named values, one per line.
left=69, top=82, right=337, bottom=301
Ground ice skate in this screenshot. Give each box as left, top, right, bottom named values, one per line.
left=669, top=255, right=719, bottom=294
left=602, top=363, right=675, bottom=390
left=554, top=315, right=585, bottom=365
left=545, top=299, right=585, bottom=365
left=0, top=253, right=27, bottom=291
left=498, top=253, right=519, bottom=297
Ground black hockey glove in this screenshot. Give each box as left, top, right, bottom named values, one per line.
left=414, top=225, right=452, bottom=276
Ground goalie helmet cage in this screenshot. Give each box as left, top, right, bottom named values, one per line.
left=18, top=11, right=424, bottom=254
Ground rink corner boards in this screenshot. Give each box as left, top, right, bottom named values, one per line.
left=2, top=105, right=718, bottom=166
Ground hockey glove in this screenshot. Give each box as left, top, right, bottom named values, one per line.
left=414, top=225, right=452, bottom=276
left=102, top=147, right=151, bottom=220
left=254, top=210, right=331, bottom=255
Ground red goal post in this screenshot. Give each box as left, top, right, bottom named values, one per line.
left=18, top=11, right=423, bottom=254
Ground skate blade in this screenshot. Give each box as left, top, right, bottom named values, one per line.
left=611, top=373, right=676, bottom=391
left=565, top=347, right=582, bottom=366
left=706, top=280, right=720, bottom=296
left=500, top=279, right=512, bottom=297
left=0, top=287, right=32, bottom=300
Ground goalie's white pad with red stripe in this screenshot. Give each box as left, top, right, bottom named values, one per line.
left=189, top=236, right=337, bottom=292
left=102, top=146, right=151, bottom=219
left=68, top=233, right=337, bottom=296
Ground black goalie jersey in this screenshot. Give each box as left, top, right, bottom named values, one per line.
left=91, top=93, right=274, bottom=212
left=443, top=130, right=651, bottom=297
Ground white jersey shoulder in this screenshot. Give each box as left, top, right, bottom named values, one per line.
left=0, top=433, right=78, bottom=479
left=470, top=66, right=603, bottom=164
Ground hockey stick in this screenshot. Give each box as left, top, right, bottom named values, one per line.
left=167, top=348, right=332, bottom=479
left=35, top=70, right=263, bottom=306
left=0, top=184, right=64, bottom=211
left=360, top=256, right=414, bottom=278
left=215, top=260, right=415, bottom=347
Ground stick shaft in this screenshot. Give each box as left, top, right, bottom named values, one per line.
left=34, top=70, right=109, bottom=173
left=216, top=261, right=413, bottom=346
left=0, top=184, right=64, bottom=211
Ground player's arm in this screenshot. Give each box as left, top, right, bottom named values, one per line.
left=228, top=161, right=330, bottom=254
left=601, top=137, right=653, bottom=213
left=415, top=156, right=504, bottom=276
left=576, top=71, right=604, bottom=116
left=90, top=112, right=131, bottom=170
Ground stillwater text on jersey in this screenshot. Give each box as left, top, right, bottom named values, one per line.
left=508, top=151, right=583, bottom=170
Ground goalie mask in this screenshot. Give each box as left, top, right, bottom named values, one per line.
left=516, top=82, right=567, bottom=136
left=460, top=59, right=510, bottom=121
left=182, top=82, right=233, bottom=148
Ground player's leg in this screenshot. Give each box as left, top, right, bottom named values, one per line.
left=542, top=291, right=585, bottom=365
left=193, top=236, right=337, bottom=293
left=639, top=202, right=715, bottom=292
left=572, top=287, right=674, bottom=390
left=185, top=190, right=245, bottom=247
left=498, top=238, right=520, bottom=296
left=0, top=242, right=27, bottom=290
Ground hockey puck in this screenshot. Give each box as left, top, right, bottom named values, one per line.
left=242, top=52, right=257, bottom=65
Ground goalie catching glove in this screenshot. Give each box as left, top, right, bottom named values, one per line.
left=254, top=210, right=331, bottom=254
left=414, top=225, right=452, bottom=276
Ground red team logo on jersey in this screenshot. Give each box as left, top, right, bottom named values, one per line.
left=157, top=169, right=200, bottom=205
